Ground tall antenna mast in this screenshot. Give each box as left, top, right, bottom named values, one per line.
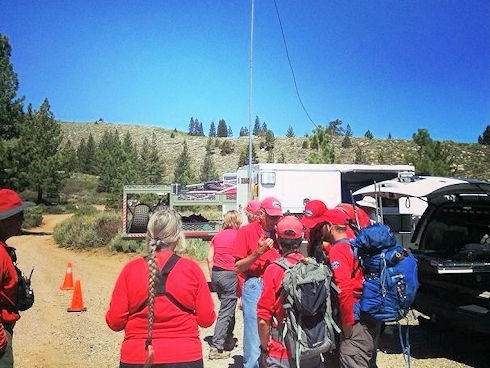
left=248, top=0, right=255, bottom=200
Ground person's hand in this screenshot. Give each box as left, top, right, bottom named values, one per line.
left=342, top=323, right=353, bottom=339
left=255, top=236, right=273, bottom=256
left=0, top=326, right=7, bottom=353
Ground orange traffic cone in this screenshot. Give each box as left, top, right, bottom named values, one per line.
left=67, top=280, right=87, bottom=312
left=60, top=262, right=75, bottom=290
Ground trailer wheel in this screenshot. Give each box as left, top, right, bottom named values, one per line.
left=129, top=204, right=150, bottom=233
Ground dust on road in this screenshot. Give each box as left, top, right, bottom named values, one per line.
left=6, top=214, right=488, bottom=368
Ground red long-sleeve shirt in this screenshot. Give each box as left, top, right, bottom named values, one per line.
left=105, top=250, right=216, bottom=364
left=257, top=252, right=304, bottom=359
left=329, top=240, right=364, bottom=326
left=232, top=220, right=280, bottom=277
left=0, top=241, right=19, bottom=324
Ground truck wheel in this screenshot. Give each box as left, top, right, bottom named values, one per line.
left=129, top=204, right=150, bottom=233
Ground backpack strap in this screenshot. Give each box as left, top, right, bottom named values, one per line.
left=135, top=254, right=195, bottom=315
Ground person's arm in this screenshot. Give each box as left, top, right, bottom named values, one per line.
left=105, top=264, right=131, bottom=331
left=207, top=241, right=214, bottom=278
left=329, top=245, right=355, bottom=337
left=193, top=264, right=216, bottom=328
left=258, top=318, right=271, bottom=351
left=235, top=236, right=273, bottom=274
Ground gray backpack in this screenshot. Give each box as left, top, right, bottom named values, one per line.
left=273, top=257, right=340, bottom=366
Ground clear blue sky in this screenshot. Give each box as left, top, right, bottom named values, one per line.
left=1, top=0, right=489, bottom=142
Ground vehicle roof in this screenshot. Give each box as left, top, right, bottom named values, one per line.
left=238, top=163, right=414, bottom=173
left=353, top=175, right=467, bottom=198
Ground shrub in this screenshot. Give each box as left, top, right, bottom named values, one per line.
left=177, top=239, right=209, bottom=261
left=23, top=206, right=43, bottom=228
left=75, top=205, right=98, bottom=216
left=109, top=235, right=144, bottom=253
left=37, top=204, right=65, bottom=214
left=54, top=211, right=120, bottom=249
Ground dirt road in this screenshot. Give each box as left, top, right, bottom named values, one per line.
left=6, top=214, right=488, bottom=367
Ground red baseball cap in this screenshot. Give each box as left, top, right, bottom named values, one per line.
left=0, top=189, right=34, bottom=221
left=245, top=199, right=261, bottom=216
left=261, top=197, right=283, bottom=217
left=300, top=200, right=328, bottom=228
left=277, top=216, right=303, bottom=240
left=322, top=208, right=350, bottom=226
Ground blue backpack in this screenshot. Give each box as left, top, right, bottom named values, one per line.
left=351, top=224, right=419, bottom=322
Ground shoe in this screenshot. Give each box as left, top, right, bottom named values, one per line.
left=224, top=336, right=238, bottom=351
left=209, top=347, right=231, bottom=360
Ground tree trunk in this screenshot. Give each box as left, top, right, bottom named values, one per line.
left=37, top=186, right=43, bottom=203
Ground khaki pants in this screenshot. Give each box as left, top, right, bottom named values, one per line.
left=339, top=320, right=381, bottom=368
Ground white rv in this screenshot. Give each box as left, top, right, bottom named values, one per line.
left=236, top=163, right=414, bottom=222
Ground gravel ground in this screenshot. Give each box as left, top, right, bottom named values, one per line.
left=7, top=214, right=489, bottom=368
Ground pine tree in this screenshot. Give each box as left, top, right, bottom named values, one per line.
left=354, top=145, right=367, bottom=164
left=267, top=150, right=274, bottom=163
left=217, top=119, right=228, bottom=137
left=286, top=125, right=295, bottom=138
left=341, top=134, right=352, bottom=148
left=220, top=140, right=234, bottom=155
left=411, top=128, right=454, bottom=176
left=85, top=133, right=97, bottom=174
left=478, top=125, right=490, bottom=145
left=200, top=152, right=218, bottom=182
left=345, top=124, right=353, bottom=137
left=264, top=130, right=275, bottom=151
left=240, top=126, right=249, bottom=136
left=364, top=130, right=374, bottom=139
left=309, top=125, right=336, bottom=163
left=77, top=138, right=88, bottom=172
left=388, top=132, right=392, bottom=140
left=209, top=121, right=216, bottom=137
left=145, top=133, right=165, bottom=183
left=260, top=122, right=268, bottom=135
left=301, top=140, right=309, bottom=149
left=16, top=98, right=67, bottom=202
left=205, top=136, right=214, bottom=153
left=238, top=144, right=258, bottom=168
left=227, top=126, right=233, bottom=137
left=188, top=117, right=195, bottom=135
left=327, top=119, right=345, bottom=136
left=0, top=34, right=24, bottom=139
left=61, top=139, right=77, bottom=172
left=253, top=116, right=261, bottom=136
left=174, top=141, right=196, bottom=186
left=198, top=121, right=204, bottom=136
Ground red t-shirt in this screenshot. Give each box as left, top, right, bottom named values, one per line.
left=232, top=221, right=281, bottom=277
left=0, top=242, right=19, bottom=324
left=105, top=250, right=216, bottom=364
left=329, top=240, right=364, bottom=326
left=210, top=228, right=238, bottom=271
left=257, top=252, right=304, bottom=359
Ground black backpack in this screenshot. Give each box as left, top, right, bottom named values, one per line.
left=6, top=248, right=34, bottom=312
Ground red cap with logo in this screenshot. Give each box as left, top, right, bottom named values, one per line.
left=245, top=199, right=261, bottom=216
left=277, top=216, right=303, bottom=240
left=0, top=189, right=35, bottom=221
left=322, top=208, right=350, bottom=226
left=300, top=200, right=328, bottom=228
left=261, top=197, right=283, bottom=217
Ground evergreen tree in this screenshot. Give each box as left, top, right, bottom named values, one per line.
left=478, top=125, right=490, bottom=145
left=205, top=136, right=214, bottom=153
left=198, top=121, right=204, bottom=136
left=253, top=116, right=261, bottom=136
left=145, top=133, right=165, bottom=183
left=411, top=128, right=454, bottom=176
left=217, top=119, right=228, bottom=137
left=170, top=132, right=175, bottom=138
left=278, top=152, right=286, bottom=163
left=364, top=130, right=374, bottom=139
left=301, top=140, right=309, bottom=149
left=286, top=125, right=295, bottom=138
left=77, top=138, right=88, bottom=172
left=239, top=126, right=249, bottom=136
left=85, top=133, right=97, bottom=174
left=200, top=152, right=218, bottom=182
left=123, top=131, right=137, bottom=158
left=354, top=145, right=367, bottom=164
left=220, top=140, right=234, bottom=155
left=16, top=98, right=67, bottom=202
left=61, top=139, right=77, bottom=172
left=309, top=125, right=336, bottom=163
left=345, top=124, right=353, bottom=137
left=188, top=117, right=195, bottom=135
left=388, top=132, right=393, bottom=140
left=227, top=126, right=233, bottom=137
left=341, top=133, right=352, bottom=148
left=260, top=122, right=268, bottom=135
left=327, top=119, right=345, bottom=136
left=173, top=141, right=196, bottom=186
left=0, top=34, right=24, bottom=139
left=238, top=144, right=258, bottom=168
left=209, top=121, right=216, bottom=137
left=264, top=130, right=275, bottom=151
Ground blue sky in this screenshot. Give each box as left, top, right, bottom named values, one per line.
left=1, top=0, right=489, bottom=142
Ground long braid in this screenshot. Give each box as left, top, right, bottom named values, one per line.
left=143, top=208, right=183, bottom=367
left=144, top=242, right=159, bottom=368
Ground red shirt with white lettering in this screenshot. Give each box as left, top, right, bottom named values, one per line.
left=257, top=252, right=304, bottom=359
left=232, top=220, right=280, bottom=277
left=105, top=250, right=216, bottom=364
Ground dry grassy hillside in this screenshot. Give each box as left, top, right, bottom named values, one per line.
left=61, top=121, right=490, bottom=181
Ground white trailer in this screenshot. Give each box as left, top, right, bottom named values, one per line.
left=236, top=163, right=414, bottom=222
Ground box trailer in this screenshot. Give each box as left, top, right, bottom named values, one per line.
left=236, top=163, right=415, bottom=222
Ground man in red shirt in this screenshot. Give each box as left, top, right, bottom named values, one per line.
left=257, top=216, right=321, bottom=368
left=233, top=197, right=282, bottom=368
left=0, top=189, right=34, bottom=368
left=323, top=209, right=380, bottom=368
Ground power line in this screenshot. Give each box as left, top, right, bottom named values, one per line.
left=272, top=0, right=318, bottom=128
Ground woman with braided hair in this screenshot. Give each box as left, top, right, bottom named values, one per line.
left=106, top=208, right=216, bottom=368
